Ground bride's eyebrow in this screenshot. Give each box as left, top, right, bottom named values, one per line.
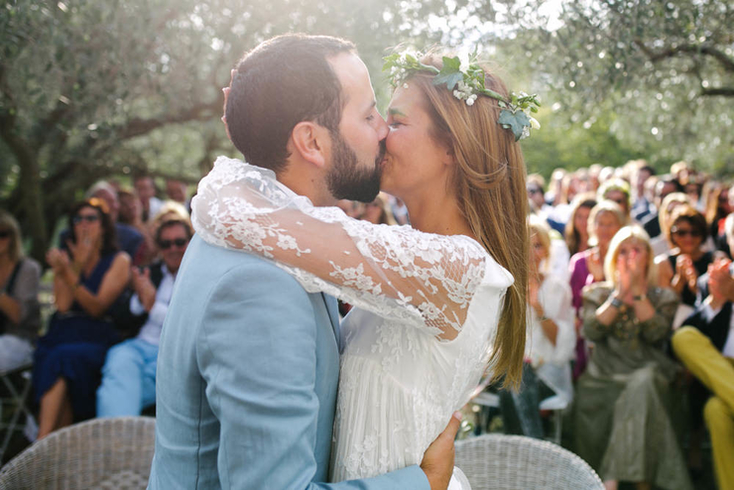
left=388, top=108, right=406, bottom=118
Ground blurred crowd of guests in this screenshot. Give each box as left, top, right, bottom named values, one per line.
left=0, top=175, right=193, bottom=442
left=522, top=160, right=733, bottom=490
left=2, top=161, right=733, bottom=490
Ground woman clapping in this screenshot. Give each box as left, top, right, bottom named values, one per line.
left=574, top=226, right=691, bottom=490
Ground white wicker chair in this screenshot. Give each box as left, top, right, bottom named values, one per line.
left=0, top=416, right=155, bottom=489
left=455, top=434, right=604, bottom=489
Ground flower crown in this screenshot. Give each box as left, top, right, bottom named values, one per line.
left=383, top=51, right=541, bottom=141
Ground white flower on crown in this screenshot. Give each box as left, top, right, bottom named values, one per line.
left=530, top=117, right=541, bottom=130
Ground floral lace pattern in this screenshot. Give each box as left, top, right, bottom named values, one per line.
left=191, top=156, right=514, bottom=483
left=192, top=156, right=492, bottom=340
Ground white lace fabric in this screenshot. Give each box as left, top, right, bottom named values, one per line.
left=191, top=156, right=514, bottom=483
left=192, top=156, right=496, bottom=340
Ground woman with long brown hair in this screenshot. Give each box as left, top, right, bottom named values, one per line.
left=196, top=50, right=529, bottom=484
left=565, top=192, right=598, bottom=257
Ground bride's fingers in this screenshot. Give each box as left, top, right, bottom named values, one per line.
left=438, top=411, right=462, bottom=444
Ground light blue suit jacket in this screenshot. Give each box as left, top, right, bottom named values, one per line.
left=148, top=235, right=428, bottom=489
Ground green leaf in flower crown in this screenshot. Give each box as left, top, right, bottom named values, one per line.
left=382, top=53, right=400, bottom=71
left=433, top=71, right=464, bottom=90
left=433, top=56, right=464, bottom=90
left=498, top=109, right=530, bottom=141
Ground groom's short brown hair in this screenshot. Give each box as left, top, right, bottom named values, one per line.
left=226, top=34, right=355, bottom=173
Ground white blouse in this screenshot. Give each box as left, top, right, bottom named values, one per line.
left=526, top=274, right=575, bottom=404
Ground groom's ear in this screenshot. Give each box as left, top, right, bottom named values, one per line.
left=290, top=121, right=328, bottom=169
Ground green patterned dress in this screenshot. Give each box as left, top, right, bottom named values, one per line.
left=573, top=283, right=692, bottom=490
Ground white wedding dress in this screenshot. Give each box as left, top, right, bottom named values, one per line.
left=191, top=156, right=514, bottom=486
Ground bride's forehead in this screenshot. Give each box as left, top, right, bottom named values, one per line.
left=388, top=84, right=425, bottom=112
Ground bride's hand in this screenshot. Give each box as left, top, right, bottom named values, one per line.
left=420, top=412, right=462, bottom=490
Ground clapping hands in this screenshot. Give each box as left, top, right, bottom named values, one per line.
left=675, top=254, right=699, bottom=292
left=707, top=258, right=734, bottom=309
left=46, top=248, right=70, bottom=273
left=616, top=247, right=646, bottom=297
left=132, top=267, right=157, bottom=312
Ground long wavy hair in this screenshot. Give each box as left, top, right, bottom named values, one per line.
left=407, top=55, right=529, bottom=388
left=565, top=192, right=597, bottom=256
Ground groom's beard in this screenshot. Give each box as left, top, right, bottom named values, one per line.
left=327, top=133, right=384, bottom=203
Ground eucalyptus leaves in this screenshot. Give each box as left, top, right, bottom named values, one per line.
left=383, top=51, right=541, bottom=141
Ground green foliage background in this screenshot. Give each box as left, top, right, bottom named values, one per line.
left=2, top=0, right=732, bottom=261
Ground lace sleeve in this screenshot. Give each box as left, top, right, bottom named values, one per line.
left=192, top=157, right=508, bottom=340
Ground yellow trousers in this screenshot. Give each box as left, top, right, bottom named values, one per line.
left=672, top=326, right=734, bottom=490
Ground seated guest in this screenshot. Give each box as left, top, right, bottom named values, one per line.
left=672, top=217, right=734, bottom=490
left=597, top=178, right=632, bottom=220
left=165, top=178, right=191, bottom=213
left=656, top=204, right=713, bottom=327
left=564, top=193, right=597, bottom=258
left=648, top=191, right=692, bottom=257
left=97, top=219, right=191, bottom=417
left=704, top=183, right=731, bottom=256
left=35, top=198, right=130, bottom=438
left=568, top=200, right=624, bottom=379
left=0, top=211, right=41, bottom=371
left=360, top=192, right=398, bottom=225
left=498, top=217, right=575, bottom=438
left=574, top=225, right=692, bottom=490
left=631, top=163, right=655, bottom=222
left=641, top=175, right=683, bottom=241
left=134, top=174, right=163, bottom=223
left=150, top=201, right=191, bottom=233
left=59, top=181, right=144, bottom=264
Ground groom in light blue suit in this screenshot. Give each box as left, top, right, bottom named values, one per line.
left=149, top=34, right=458, bottom=489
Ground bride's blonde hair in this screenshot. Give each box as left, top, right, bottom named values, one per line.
left=407, top=55, right=529, bottom=388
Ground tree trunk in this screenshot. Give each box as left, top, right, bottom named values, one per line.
left=18, top=153, right=48, bottom=263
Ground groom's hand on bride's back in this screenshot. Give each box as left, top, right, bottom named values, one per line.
left=420, top=411, right=463, bottom=490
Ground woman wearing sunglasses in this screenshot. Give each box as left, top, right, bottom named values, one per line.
left=656, top=204, right=713, bottom=313
left=35, top=198, right=130, bottom=438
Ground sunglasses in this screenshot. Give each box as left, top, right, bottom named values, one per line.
left=158, top=238, right=188, bottom=250
left=527, top=188, right=542, bottom=195
left=72, top=215, right=100, bottom=225
left=0, top=230, right=11, bottom=239
left=671, top=228, right=702, bottom=238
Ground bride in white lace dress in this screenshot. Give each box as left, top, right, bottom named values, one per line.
left=194, top=53, right=531, bottom=485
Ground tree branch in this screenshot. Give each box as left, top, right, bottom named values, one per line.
left=117, top=100, right=220, bottom=140
left=702, top=87, right=734, bottom=97
left=635, top=40, right=734, bottom=73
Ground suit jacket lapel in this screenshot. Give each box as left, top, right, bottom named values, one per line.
left=321, top=293, right=340, bottom=345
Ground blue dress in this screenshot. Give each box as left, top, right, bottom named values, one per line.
left=33, top=253, right=122, bottom=420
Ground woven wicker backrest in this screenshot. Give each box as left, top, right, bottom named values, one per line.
left=0, top=416, right=155, bottom=490
left=455, top=434, right=604, bottom=489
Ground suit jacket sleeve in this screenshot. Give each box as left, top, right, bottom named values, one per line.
left=196, top=261, right=429, bottom=490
